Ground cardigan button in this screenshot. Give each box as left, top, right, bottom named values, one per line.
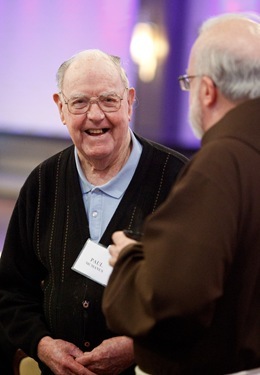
left=84, top=341, right=90, bottom=348
left=82, top=300, right=90, bottom=309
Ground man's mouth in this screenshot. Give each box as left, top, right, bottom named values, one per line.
left=85, top=129, right=109, bottom=136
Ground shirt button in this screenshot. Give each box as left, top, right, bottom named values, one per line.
left=84, top=341, right=90, bottom=348
left=82, top=300, right=90, bottom=309
left=92, top=211, right=98, bottom=217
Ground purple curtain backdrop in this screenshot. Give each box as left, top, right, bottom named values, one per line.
left=0, top=0, right=259, bottom=149
left=0, top=0, right=139, bottom=137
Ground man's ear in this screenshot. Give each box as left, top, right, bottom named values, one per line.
left=200, top=76, right=217, bottom=107
left=53, top=93, right=66, bottom=124
left=127, top=87, right=135, bottom=120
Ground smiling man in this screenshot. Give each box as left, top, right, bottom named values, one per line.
left=53, top=52, right=134, bottom=186
left=0, top=49, right=187, bottom=375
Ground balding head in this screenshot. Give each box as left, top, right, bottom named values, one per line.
left=56, top=49, right=129, bottom=91
left=189, top=13, right=260, bottom=101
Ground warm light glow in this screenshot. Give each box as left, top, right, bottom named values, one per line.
left=130, top=22, right=169, bottom=82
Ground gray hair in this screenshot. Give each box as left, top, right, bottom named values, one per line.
left=194, top=12, right=260, bottom=101
left=56, top=49, right=129, bottom=90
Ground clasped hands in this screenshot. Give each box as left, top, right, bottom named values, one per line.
left=38, top=335, right=134, bottom=375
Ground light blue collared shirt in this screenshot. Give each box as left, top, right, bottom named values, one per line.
left=75, top=129, right=142, bottom=242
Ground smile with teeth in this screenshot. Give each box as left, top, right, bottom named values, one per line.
left=85, top=128, right=109, bottom=135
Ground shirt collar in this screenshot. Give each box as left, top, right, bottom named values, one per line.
left=75, top=128, right=142, bottom=198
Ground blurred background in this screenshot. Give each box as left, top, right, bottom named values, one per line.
left=1, top=0, right=260, bottom=252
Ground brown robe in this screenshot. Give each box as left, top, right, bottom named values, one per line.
left=103, top=99, right=260, bottom=375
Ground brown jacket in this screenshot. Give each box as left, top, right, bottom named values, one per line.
left=103, top=98, right=260, bottom=375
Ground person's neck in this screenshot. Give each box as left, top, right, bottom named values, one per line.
left=79, top=142, right=132, bottom=186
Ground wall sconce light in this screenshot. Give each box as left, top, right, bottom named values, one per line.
left=130, top=22, right=169, bottom=82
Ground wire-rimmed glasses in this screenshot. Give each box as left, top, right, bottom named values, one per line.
left=60, top=87, right=128, bottom=115
left=178, top=74, right=198, bottom=91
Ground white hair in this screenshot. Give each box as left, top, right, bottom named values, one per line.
left=194, top=12, right=260, bottom=100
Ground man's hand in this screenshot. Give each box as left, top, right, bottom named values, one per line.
left=37, top=336, right=96, bottom=374
left=76, top=336, right=134, bottom=374
left=109, top=231, right=137, bottom=266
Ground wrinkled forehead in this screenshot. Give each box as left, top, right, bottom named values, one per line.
left=63, top=56, right=123, bottom=93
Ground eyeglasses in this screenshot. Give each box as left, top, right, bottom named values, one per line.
left=178, top=74, right=199, bottom=91
left=60, top=87, right=128, bottom=115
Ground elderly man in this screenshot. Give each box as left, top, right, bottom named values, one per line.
left=103, top=13, right=260, bottom=375
left=0, top=50, right=187, bottom=374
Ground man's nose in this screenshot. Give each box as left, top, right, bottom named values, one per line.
left=86, top=101, right=105, bottom=120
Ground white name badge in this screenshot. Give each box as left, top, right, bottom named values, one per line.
left=72, top=239, right=113, bottom=286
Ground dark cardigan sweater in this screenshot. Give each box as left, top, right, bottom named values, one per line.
left=0, top=134, right=187, bottom=374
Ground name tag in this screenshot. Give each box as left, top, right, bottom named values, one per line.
left=72, top=239, right=113, bottom=286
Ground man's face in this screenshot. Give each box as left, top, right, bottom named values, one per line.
left=55, top=56, right=135, bottom=168
left=187, top=48, right=204, bottom=139
left=189, top=79, right=204, bottom=139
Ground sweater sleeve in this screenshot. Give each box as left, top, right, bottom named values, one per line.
left=0, top=173, right=51, bottom=359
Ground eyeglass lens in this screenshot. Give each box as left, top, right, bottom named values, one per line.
left=179, top=76, right=190, bottom=91
left=66, top=91, right=125, bottom=114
